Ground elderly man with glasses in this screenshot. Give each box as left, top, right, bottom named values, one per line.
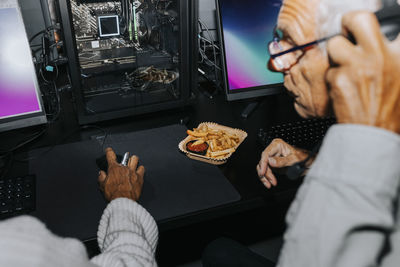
left=256, top=0, right=383, bottom=188
left=203, top=0, right=400, bottom=266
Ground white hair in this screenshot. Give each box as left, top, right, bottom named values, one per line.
left=317, top=0, right=381, bottom=49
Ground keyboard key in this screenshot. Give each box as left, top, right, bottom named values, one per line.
left=0, top=207, right=10, bottom=215
left=0, top=175, right=36, bottom=219
left=14, top=206, right=23, bottom=212
left=258, top=117, right=336, bottom=150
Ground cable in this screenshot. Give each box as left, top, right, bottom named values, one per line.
left=198, top=19, right=221, bottom=85
left=81, top=125, right=108, bottom=151
left=0, top=127, right=48, bottom=155
left=39, top=63, right=59, bottom=83
left=37, top=62, right=61, bottom=123
left=199, top=49, right=221, bottom=70
left=199, top=35, right=220, bottom=50
left=46, top=81, right=61, bottom=123
left=29, top=30, right=46, bottom=44
left=0, top=127, right=48, bottom=179
left=29, top=26, right=55, bottom=44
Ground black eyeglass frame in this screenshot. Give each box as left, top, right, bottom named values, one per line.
left=269, top=27, right=339, bottom=59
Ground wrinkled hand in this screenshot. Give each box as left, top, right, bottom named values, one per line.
left=256, top=138, right=309, bottom=189
left=98, top=147, right=145, bottom=202
left=327, top=11, right=400, bottom=133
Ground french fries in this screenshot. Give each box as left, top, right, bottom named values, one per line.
left=209, top=148, right=235, bottom=157
left=185, top=124, right=241, bottom=159
left=186, top=129, right=208, bottom=137
left=192, top=139, right=205, bottom=146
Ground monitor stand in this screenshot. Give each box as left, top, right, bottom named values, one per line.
left=241, top=102, right=259, bottom=119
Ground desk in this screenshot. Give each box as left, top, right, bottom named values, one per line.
left=0, top=86, right=303, bottom=265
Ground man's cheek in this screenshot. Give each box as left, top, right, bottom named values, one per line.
left=284, top=74, right=296, bottom=93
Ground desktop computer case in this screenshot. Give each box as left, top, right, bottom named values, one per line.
left=58, top=0, right=198, bottom=124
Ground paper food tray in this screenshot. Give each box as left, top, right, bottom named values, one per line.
left=178, top=122, right=247, bottom=165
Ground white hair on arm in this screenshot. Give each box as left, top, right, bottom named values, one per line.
left=317, top=0, right=381, bottom=46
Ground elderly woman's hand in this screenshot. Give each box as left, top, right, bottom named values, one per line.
left=98, top=147, right=145, bottom=202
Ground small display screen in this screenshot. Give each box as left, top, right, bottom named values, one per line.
left=218, top=0, right=283, bottom=92
left=0, top=7, right=43, bottom=119
left=98, top=15, right=120, bottom=37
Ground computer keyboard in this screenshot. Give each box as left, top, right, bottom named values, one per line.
left=258, top=117, right=337, bottom=150
left=0, top=175, right=36, bottom=219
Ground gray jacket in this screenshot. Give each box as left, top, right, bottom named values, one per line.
left=277, top=124, right=400, bottom=267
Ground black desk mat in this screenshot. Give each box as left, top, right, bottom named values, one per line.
left=28, top=124, right=240, bottom=240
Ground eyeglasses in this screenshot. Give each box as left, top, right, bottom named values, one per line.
left=268, top=26, right=338, bottom=71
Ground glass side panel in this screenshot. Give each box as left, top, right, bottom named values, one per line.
left=70, top=0, right=181, bottom=114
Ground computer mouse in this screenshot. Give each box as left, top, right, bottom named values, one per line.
left=96, top=154, right=123, bottom=172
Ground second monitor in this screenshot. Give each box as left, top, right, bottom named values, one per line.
left=216, top=0, right=284, bottom=101
left=0, top=1, right=47, bottom=132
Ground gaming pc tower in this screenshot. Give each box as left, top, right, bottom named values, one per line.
left=57, top=0, right=198, bottom=124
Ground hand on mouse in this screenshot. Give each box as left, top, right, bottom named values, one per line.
left=256, top=138, right=310, bottom=189
left=98, top=147, right=145, bottom=202
left=326, top=11, right=400, bottom=134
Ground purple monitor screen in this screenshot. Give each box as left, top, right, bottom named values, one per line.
left=217, top=0, right=284, bottom=100
left=0, top=7, right=43, bottom=119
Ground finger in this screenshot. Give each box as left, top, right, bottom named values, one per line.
left=134, top=181, right=143, bottom=200
left=341, top=11, right=383, bottom=53
left=128, top=155, right=139, bottom=172
left=326, top=66, right=337, bottom=85
left=326, top=67, right=350, bottom=94
left=133, top=166, right=145, bottom=200
left=265, top=167, right=277, bottom=186
left=326, top=67, right=353, bottom=100
left=257, top=163, right=268, bottom=178
left=258, top=139, right=286, bottom=176
left=257, top=159, right=268, bottom=179
left=327, top=36, right=356, bottom=66
left=260, top=177, right=271, bottom=189
left=256, top=163, right=266, bottom=178
left=326, top=67, right=362, bottom=123
left=136, top=165, right=145, bottom=180
left=105, top=147, right=117, bottom=167
left=265, top=139, right=286, bottom=156
left=131, top=165, right=145, bottom=193
left=270, top=154, right=301, bottom=168
left=98, top=170, right=107, bottom=191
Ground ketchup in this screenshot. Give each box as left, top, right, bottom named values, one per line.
left=187, top=142, right=208, bottom=152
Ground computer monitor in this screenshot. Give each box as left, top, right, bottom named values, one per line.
left=0, top=0, right=47, bottom=132
left=216, top=0, right=284, bottom=101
